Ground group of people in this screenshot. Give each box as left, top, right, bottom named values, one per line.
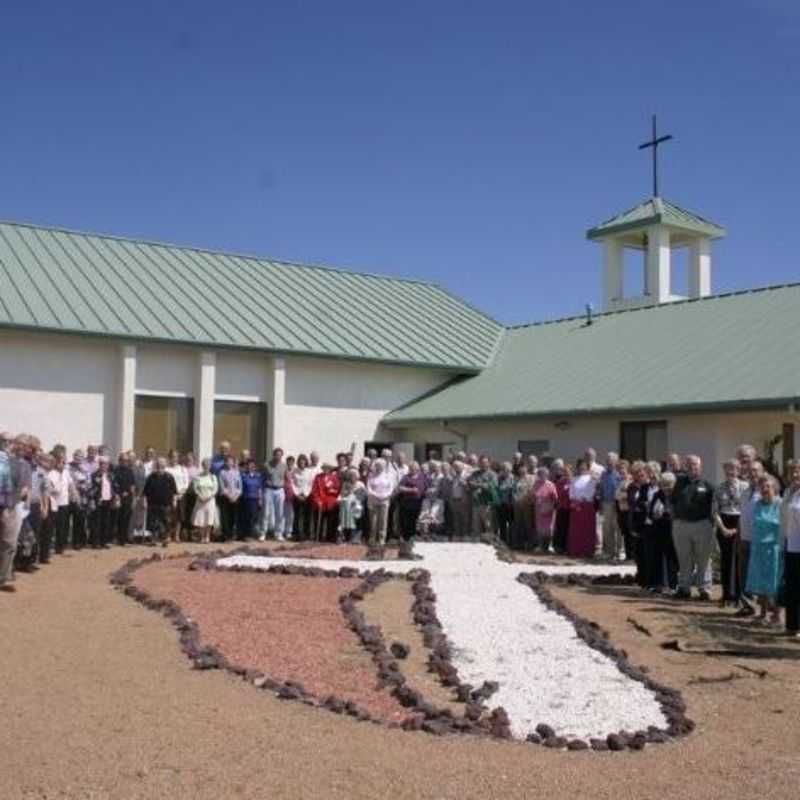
left=1, top=432, right=798, bottom=638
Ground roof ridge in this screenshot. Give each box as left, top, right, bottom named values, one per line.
left=0, top=218, right=441, bottom=289
left=590, top=196, right=654, bottom=229
left=505, top=281, right=800, bottom=331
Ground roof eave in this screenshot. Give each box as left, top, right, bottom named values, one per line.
left=0, top=322, right=488, bottom=374
left=586, top=215, right=727, bottom=241
left=383, top=396, right=800, bottom=427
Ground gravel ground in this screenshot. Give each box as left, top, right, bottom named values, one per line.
left=3, top=542, right=800, bottom=800
left=279, top=544, right=398, bottom=560
left=133, top=558, right=410, bottom=722
left=359, top=578, right=464, bottom=715
left=221, top=542, right=663, bottom=738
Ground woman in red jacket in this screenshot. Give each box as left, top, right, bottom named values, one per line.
left=310, top=464, right=341, bottom=542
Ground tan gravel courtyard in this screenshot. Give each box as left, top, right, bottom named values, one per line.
left=2, top=542, right=799, bottom=800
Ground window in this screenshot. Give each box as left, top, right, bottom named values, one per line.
left=214, top=401, right=267, bottom=463
left=620, top=421, right=667, bottom=463
left=134, top=395, right=194, bottom=456
left=517, top=440, right=550, bottom=458
left=425, top=442, right=456, bottom=461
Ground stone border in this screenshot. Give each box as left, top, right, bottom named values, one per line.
left=516, top=570, right=694, bottom=751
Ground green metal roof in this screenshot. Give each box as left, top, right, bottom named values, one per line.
left=586, top=197, right=726, bottom=240
left=384, top=283, right=800, bottom=424
left=0, top=221, right=503, bottom=370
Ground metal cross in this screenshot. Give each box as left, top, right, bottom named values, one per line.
left=638, top=114, right=673, bottom=197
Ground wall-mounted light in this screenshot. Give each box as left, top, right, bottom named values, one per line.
left=554, top=420, right=571, bottom=431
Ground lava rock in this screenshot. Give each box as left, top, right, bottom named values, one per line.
left=567, top=739, right=589, bottom=751
left=590, top=738, right=609, bottom=752
left=628, top=734, right=647, bottom=751
left=607, top=733, right=626, bottom=751
left=536, top=723, right=556, bottom=740
left=544, top=736, right=568, bottom=749
left=390, top=641, right=410, bottom=659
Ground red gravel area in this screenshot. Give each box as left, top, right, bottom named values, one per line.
left=133, top=558, right=411, bottom=722
left=279, top=544, right=399, bottom=560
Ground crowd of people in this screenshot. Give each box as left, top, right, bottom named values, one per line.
left=0, top=433, right=798, bottom=638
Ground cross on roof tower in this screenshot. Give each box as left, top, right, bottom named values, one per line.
left=638, top=114, right=673, bottom=198
left=586, top=117, right=726, bottom=312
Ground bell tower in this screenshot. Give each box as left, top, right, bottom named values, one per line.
left=586, top=117, right=726, bottom=312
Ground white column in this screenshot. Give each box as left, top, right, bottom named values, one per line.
left=688, top=237, right=711, bottom=298
left=195, top=351, right=216, bottom=459
left=603, top=238, right=623, bottom=310
left=267, top=356, right=286, bottom=455
left=646, top=225, right=671, bottom=303
left=118, top=344, right=137, bottom=452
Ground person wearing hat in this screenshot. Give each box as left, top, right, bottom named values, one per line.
left=0, top=432, right=20, bottom=591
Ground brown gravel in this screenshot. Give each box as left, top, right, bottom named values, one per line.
left=2, top=543, right=800, bottom=800
left=133, top=557, right=410, bottom=722
left=277, top=543, right=398, bottom=560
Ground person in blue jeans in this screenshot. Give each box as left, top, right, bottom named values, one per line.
left=239, top=459, right=263, bottom=540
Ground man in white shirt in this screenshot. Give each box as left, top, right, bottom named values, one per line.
left=585, top=447, right=606, bottom=481
left=308, top=451, right=322, bottom=482
left=48, top=454, right=73, bottom=554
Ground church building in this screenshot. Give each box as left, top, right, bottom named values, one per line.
left=1, top=190, right=798, bottom=478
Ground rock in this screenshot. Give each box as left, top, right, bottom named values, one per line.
left=390, top=641, right=410, bottom=659
left=544, top=736, right=567, bottom=749
left=628, top=734, right=647, bottom=751
left=536, top=723, right=556, bottom=740
left=277, top=685, right=302, bottom=700
left=421, top=719, right=448, bottom=736
left=567, top=739, right=589, bottom=751
left=590, top=738, right=609, bottom=752
left=607, top=733, right=626, bottom=751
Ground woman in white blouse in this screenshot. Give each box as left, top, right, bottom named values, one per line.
left=291, top=454, right=314, bottom=539
left=567, top=459, right=598, bottom=558
left=367, top=458, right=394, bottom=546
left=166, top=450, right=189, bottom=543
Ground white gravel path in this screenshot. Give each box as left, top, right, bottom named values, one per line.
left=217, top=543, right=667, bottom=739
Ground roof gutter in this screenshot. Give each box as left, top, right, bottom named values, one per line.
left=382, top=397, right=800, bottom=428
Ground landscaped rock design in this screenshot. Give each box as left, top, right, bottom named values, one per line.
left=111, top=541, right=691, bottom=751
left=219, top=542, right=690, bottom=748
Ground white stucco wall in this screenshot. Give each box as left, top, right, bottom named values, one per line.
left=281, top=356, right=452, bottom=460
left=136, top=345, right=196, bottom=396
left=0, top=331, right=120, bottom=453
left=215, top=351, right=271, bottom=401
left=389, top=409, right=799, bottom=480
left=4, top=328, right=796, bottom=477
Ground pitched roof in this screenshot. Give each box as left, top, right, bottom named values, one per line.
left=586, top=197, right=726, bottom=240
left=384, top=283, right=800, bottom=424
left=0, top=221, right=503, bottom=370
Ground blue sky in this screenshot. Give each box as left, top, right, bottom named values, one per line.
left=1, top=1, right=798, bottom=324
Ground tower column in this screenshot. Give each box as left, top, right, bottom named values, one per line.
left=646, top=225, right=671, bottom=303
left=688, top=237, right=711, bottom=298
left=603, top=238, right=623, bottom=309
left=195, top=351, right=217, bottom=458
left=118, top=344, right=137, bottom=452
left=267, top=356, right=286, bottom=454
